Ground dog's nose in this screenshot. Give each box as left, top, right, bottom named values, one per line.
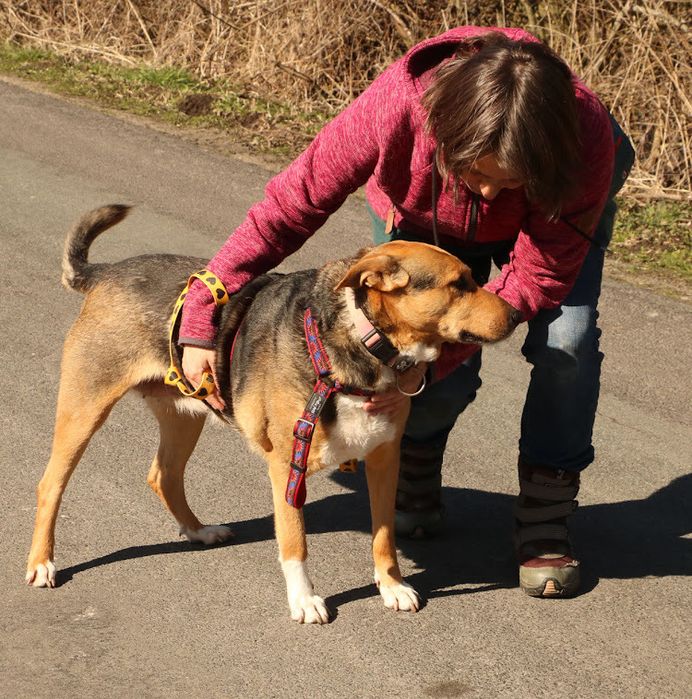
left=509, top=308, right=523, bottom=328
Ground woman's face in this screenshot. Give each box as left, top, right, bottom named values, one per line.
left=460, top=155, right=523, bottom=201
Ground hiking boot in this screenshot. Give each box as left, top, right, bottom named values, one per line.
left=515, top=459, right=581, bottom=597
left=395, top=430, right=449, bottom=538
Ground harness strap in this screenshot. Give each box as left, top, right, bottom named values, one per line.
left=285, top=308, right=339, bottom=508
left=285, top=376, right=339, bottom=508
left=165, top=270, right=229, bottom=399
left=285, top=308, right=378, bottom=509
left=304, top=305, right=338, bottom=381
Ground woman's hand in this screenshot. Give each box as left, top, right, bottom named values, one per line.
left=181, top=345, right=226, bottom=411
left=362, top=363, right=427, bottom=417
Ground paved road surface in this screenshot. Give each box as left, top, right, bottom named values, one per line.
left=1, top=77, right=690, bottom=698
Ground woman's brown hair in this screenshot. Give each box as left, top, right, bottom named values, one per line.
left=423, top=32, right=582, bottom=219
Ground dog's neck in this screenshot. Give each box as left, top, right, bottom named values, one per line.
left=342, top=287, right=416, bottom=374
left=307, top=260, right=439, bottom=392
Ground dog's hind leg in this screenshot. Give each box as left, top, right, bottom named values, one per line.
left=26, top=347, right=128, bottom=588
left=366, top=439, right=420, bottom=613
left=266, top=453, right=330, bottom=624
left=144, top=396, right=234, bottom=545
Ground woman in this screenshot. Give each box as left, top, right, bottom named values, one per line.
left=178, top=27, right=634, bottom=597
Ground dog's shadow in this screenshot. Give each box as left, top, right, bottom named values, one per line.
left=57, top=472, right=692, bottom=612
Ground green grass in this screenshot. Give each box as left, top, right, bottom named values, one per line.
left=1, top=41, right=689, bottom=297
left=0, top=42, right=326, bottom=153
left=610, top=200, right=691, bottom=285
left=0, top=44, right=196, bottom=117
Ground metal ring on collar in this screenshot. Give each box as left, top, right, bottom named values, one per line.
left=396, top=371, right=427, bottom=397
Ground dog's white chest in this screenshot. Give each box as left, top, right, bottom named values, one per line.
left=318, top=394, right=396, bottom=466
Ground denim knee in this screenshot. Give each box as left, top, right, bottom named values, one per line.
left=522, top=305, right=602, bottom=380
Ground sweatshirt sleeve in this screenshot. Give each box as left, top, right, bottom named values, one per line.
left=179, top=63, right=409, bottom=345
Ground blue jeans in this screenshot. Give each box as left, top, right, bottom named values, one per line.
left=371, top=118, right=634, bottom=473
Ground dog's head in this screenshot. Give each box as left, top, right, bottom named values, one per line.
left=335, top=241, right=520, bottom=351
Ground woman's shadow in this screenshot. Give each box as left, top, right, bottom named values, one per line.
left=58, top=471, right=692, bottom=610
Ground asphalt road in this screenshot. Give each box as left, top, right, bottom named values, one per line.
left=1, top=77, right=690, bottom=699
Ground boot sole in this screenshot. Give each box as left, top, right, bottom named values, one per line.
left=520, top=563, right=580, bottom=598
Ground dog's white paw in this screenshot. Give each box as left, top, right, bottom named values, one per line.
left=181, top=524, right=234, bottom=545
left=289, top=594, right=331, bottom=624
left=375, top=572, right=420, bottom=612
left=281, top=559, right=331, bottom=624
left=26, top=560, right=56, bottom=588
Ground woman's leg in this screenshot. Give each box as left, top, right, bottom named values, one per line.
left=519, top=218, right=609, bottom=472
left=514, top=228, right=606, bottom=596
left=396, top=353, right=482, bottom=537
left=514, top=115, right=634, bottom=597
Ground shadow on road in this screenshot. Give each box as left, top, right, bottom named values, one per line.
left=57, top=472, right=692, bottom=612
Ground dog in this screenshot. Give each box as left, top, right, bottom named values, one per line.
left=25, top=205, right=519, bottom=623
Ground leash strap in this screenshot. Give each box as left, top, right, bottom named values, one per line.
left=165, top=270, right=229, bottom=399
left=285, top=308, right=341, bottom=508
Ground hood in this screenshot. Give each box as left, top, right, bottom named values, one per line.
left=401, top=26, right=540, bottom=96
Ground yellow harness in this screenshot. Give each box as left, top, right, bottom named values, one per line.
left=165, top=269, right=229, bottom=399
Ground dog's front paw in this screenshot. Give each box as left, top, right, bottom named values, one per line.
left=181, top=524, right=234, bottom=545
left=289, top=594, right=331, bottom=624
left=282, top=559, right=330, bottom=624
left=375, top=573, right=421, bottom=612
left=25, top=560, right=56, bottom=588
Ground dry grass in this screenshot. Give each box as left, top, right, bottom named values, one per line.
left=1, top=0, right=690, bottom=199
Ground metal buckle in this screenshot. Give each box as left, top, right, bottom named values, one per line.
left=293, top=417, right=315, bottom=440
left=361, top=328, right=380, bottom=347
left=391, top=355, right=415, bottom=373
left=361, top=331, right=398, bottom=364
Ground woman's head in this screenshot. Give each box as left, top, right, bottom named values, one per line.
left=423, top=32, right=581, bottom=218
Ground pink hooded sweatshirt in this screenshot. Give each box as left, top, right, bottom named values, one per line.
left=179, top=26, right=614, bottom=373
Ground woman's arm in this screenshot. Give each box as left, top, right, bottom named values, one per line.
left=178, top=61, right=412, bottom=347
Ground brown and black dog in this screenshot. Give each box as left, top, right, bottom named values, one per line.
left=25, top=205, right=519, bottom=623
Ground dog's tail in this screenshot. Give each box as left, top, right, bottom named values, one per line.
left=62, top=204, right=131, bottom=292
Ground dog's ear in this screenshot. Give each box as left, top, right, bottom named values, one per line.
left=335, top=253, right=410, bottom=292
